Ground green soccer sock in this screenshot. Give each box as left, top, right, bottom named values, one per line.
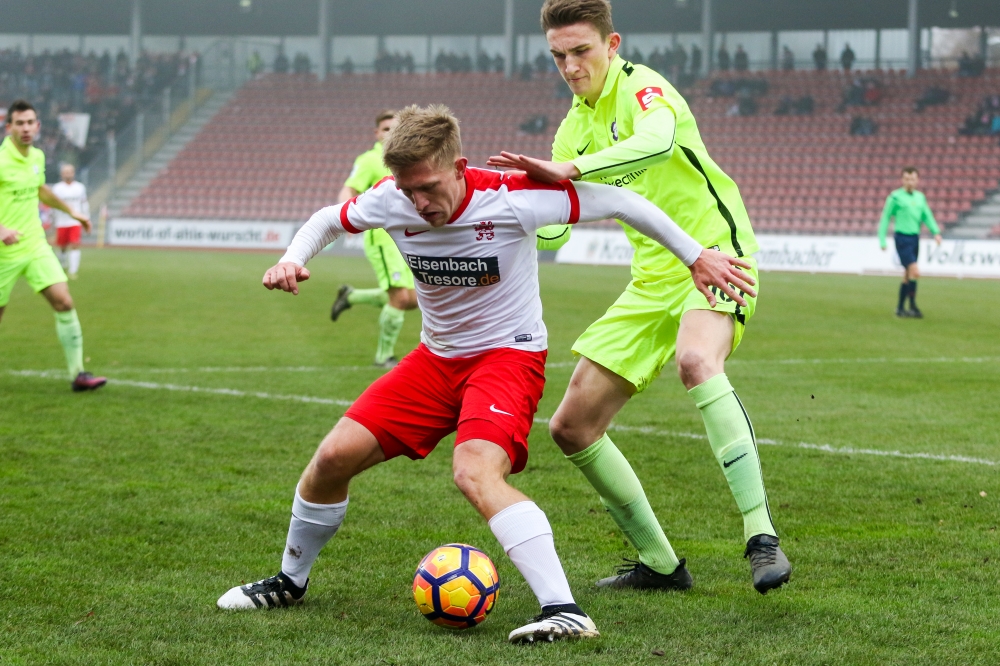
left=689, top=373, right=777, bottom=542
left=567, top=434, right=680, bottom=574
left=375, top=304, right=405, bottom=364
left=54, top=309, right=85, bottom=378
left=347, top=288, right=388, bottom=308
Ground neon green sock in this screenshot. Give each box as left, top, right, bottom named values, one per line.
left=54, top=309, right=84, bottom=378
left=375, top=304, right=405, bottom=364
left=567, top=434, right=680, bottom=574
left=689, top=373, right=777, bottom=541
left=347, top=288, right=388, bottom=307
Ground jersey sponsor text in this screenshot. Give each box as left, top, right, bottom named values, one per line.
left=406, top=254, right=501, bottom=287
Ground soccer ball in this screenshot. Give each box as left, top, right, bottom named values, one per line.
left=412, top=543, right=500, bottom=629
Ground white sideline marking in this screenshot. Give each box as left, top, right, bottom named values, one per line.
left=6, top=369, right=352, bottom=407
left=7, top=369, right=995, bottom=467
left=61, top=355, right=999, bottom=376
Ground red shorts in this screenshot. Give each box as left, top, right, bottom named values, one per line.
left=55, top=226, right=81, bottom=245
left=345, top=344, right=546, bottom=474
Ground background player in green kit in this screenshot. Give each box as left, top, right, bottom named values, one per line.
left=878, top=167, right=941, bottom=319
left=330, top=110, right=418, bottom=368
left=489, top=0, right=790, bottom=594
left=0, top=100, right=105, bottom=391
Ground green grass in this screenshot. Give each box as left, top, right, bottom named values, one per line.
left=2, top=249, right=998, bottom=665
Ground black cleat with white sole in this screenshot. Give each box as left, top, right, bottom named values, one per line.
left=508, top=603, right=599, bottom=644
left=217, top=572, right=307, bottom=610
left=596, top=557, right=693, bottom=591
left=744, top=534, right=791, bottom=594
left=330, top=285, right=353, bottom=321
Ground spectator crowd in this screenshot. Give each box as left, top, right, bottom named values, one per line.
left=0, top=47, right=192, bottom=179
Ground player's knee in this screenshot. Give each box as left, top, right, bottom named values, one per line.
left=52, top=294, right=74, bottom=312
left=452, top=448, right=502, bottom=502
left=311, top=444, right=358, bottom=485
left=676, top=347, right=715, bottom=389
left=549, top=412, right=586, bottom=453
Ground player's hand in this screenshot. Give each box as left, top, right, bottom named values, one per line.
left=486, top=152, right=581, bottom=183
left=934, top=234, right=942, bottom=246
left=263, top=261, right=310, bottom=295
left=73, top=213, right=92, bottom=233
left=689, top=249, right=756, bottom=308
left=881, top=246, right=887, bottom=251
left=0, top=226, right=22, bottom=246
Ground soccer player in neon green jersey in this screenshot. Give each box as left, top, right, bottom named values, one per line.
left=878, top=166, right=941, bottom=319
left=489, top=0, right=790, bottom=594
left=0, top=100, right=105, bottom=391
left=330, top=110, right=418, bottom=368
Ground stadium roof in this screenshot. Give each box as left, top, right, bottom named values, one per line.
left=1, top=0, right=997, bottom=36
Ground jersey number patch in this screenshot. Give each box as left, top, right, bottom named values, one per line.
left=635, top=87, right=664, bottom=111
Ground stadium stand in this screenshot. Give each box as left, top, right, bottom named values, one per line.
left=0, top=48, right=192, bottom=179
left=124, top=67, right=1000, bottom=235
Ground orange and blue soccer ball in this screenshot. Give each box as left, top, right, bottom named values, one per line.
left=413, top=543, right=500, bottom=629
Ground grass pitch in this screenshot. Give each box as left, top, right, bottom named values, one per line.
left=2, top=249, right=998, bottom=665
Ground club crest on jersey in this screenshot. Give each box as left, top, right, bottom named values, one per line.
left=636, top=86, right=663, bottom=111
left=611, top=120, right=619, bottom=142
left=474, top=220, right=495, bottom=241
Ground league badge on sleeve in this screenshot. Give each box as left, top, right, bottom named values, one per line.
left=636, top=86, right=664, bottom=111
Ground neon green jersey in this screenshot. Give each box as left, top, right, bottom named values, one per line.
left=344, top=141, right=390, bottom=193
left=552, top=55, right=757, bottom=280
left=0, top=136, right=46, bottom=259
left=878, top=188, right=939, bottom=248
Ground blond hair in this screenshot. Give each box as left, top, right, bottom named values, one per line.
left=382, top=104, right=462, bottom=173
left=541, top=0, right=614, bottom=39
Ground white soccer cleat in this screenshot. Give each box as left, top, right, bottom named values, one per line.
left=508, top=605, right=600, bottom=644
left=217, top=573, right=307, bottom=610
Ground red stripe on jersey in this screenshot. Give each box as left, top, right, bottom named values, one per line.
left=561, top=179, right=580, bottom=224
left=449, top=168, right=574, bottom=224
left=340, top=197, right=361, bottom=234
left=372, top=175, right=395, bottom=189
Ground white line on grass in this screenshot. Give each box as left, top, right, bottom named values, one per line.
left=48, top=356, right=998, bottom=376
left=8, top=369, right=995, bottom=467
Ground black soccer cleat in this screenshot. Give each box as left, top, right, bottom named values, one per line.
left=72, top=371, right=107, bottom=392
left=217, top=572, right=307, bottom=610
left=373, top=356, right=398, bottom=369
left=330, top=285, right=353, bottom=321
left=744, top=534, right=791, bottom=594
left=908, top=307, right=923, bottom=319
left=595, top=557, right=693, bottom=591
left=895, top=308, right=912, bottom=318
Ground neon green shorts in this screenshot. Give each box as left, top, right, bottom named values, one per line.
left=0, top=240, right=68, bottom=307
left=363, top=228, right=414, bottom=291
left=572, top=258, right=758, bottom=393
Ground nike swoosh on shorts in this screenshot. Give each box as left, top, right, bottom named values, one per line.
left=489, top=404, right=513, bottom=416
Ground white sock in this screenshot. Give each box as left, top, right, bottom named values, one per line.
left=280, top=487, right=348, bottom=588
left=58, top=249, right=69, bottom=269
left=488, top=501, right=575, bottom=609
left=68, top=249, right=81, bottom=275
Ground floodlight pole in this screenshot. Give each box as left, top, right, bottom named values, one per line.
left=701, top=0, right=713, bottom=76
left=907, top=0, right=919, bottom=77
left=130, top=0, right=142, bottom=68
left=504, top=0, right=515, bottom=78
left=318, top=0, right=330, bottom=81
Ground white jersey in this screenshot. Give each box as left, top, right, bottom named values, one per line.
left=50, top=180, right=89, bottom=228
left=282, top=167, right=703, bottom=358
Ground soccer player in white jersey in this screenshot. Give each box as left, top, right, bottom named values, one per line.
left=50, top=163, right=89, bottom=279
left=217, top=105, right=754, bottom=644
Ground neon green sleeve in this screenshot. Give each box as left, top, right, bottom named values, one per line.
left=878, top=194, right=895, bottom=248
left=571, top=105, right=676, bottom=180
left=536, top=223, right=572, bottom=251
left=921, top=198, right=940, bottom=236
left=343, top=152, right=380, bottom=193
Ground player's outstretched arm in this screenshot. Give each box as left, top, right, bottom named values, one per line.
left=263, top=262, right=311, bottom=295
left=39, top=184, right=91, bottom=232
left=574, top=181, right=755, bottom=308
